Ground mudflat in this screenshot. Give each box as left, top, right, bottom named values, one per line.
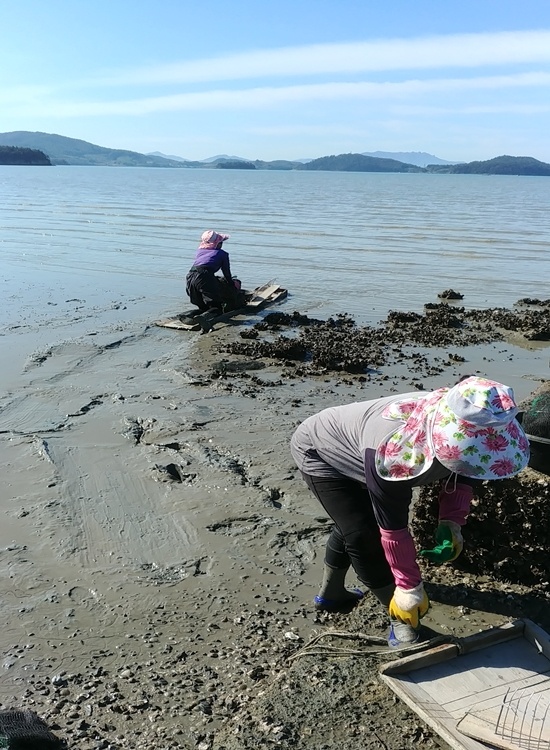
left=0, top=295, right=548, bottom=750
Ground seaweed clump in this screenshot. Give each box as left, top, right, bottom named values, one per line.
left=222, top=298, right=550, bottom=376
left=412, top=471, right=550, bottom=591
left=228, top=313, right=387, bottom=373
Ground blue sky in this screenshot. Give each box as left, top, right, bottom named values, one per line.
left=3, top=0, right=550, bottom=162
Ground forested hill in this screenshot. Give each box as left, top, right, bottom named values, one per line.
left=427, top=155, right=550, bottom=176
left=0, top=131, right=196, bottom=167
left=297, top=153, right=424, bottom=173
left=299, top=153, right=550, bottom=175
left=0, top=145, right=51, bottom=165
left=2, top=132, right=550, bottom=175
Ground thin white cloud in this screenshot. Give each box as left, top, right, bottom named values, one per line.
left=2, top=85, right=54, bottom=104
left=14, top=71, right=550, bottom=118
left=394, top=103, right=550, bottom=116
left=248, top=125, right=371, bottom=137
left=92, top=30, right=550, bottom=87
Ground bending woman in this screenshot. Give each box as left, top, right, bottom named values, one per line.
left=290, top=376, right=530, bottom=647
left=185, top=230, right=237, bottom=315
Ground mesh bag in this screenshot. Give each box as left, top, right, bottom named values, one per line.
left=0, top=709, right=64, bottom=749
left=522, top=388, right=550, bottom=475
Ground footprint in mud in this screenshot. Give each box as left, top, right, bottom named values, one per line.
left=150, top=463, right=197, bottom=483
left=206, top=514, right=280, bottom=538
left=67, top=585, right=103, bottom=611
left=197, top=445, right=249, bottom=482
left=66, top=396, right=104, bottom=417
left=260, top=486, right=284, bottom=508
left=140, top=558, right=210, bottom=583
left=24, top=349, right=52, bottom=370
left=267, top=524, right=331, bottom=575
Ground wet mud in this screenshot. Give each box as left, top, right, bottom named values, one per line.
left=0, top=292, right=549, bottom=750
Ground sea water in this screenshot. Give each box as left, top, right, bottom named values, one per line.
left=1, top=166, right=549, bottom=389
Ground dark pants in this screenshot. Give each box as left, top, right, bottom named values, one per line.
left=302, top=472, right=394, bottom=590
left=186, top=268, right=222, bottom=312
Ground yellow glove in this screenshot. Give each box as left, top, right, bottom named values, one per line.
left=388, top=583, right=430, bottom=629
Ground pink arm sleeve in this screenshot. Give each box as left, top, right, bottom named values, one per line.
left=380, top=527, right=422, bottom=590
left=438, top=483, right=473, bottom=526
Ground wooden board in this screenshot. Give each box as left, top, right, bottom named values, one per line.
left=154, top=283, right=287, bottom=332
left=154, top=316, right=201, bottom=331
left=379, top=620, right=550, bottom=750
left=457, top=693, right=550, bottom=750
left=246, top=282, right=285, bottom=308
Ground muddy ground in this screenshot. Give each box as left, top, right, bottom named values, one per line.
left=0, top=294, right=548, bottom=750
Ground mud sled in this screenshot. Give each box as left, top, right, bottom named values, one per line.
left=155, top=280, right=288, bottom=332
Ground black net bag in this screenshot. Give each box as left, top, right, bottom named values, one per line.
left=0, top=709, right=64, bottom=750
left=521, top=387, right=550, bottom=475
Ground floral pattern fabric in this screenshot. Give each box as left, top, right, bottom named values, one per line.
left=375, top=378, right=530, bottom=481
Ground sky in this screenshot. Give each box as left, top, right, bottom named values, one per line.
left=3, top=0, right=550, bottom=163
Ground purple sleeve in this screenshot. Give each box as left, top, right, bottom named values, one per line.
left=220, top=250, right=232, bottom=281
left=438, top=483, right=473, bottom=525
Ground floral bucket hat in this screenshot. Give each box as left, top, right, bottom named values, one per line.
left=375, top=376, right=530, bottom=481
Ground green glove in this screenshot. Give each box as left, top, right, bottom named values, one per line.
left=419, top=521, right=463, bottom=564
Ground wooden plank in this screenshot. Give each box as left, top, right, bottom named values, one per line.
left=154, top=281, right=288, bottom=331
left=381, top=621, right=524, bottom=677
left=246, top=284, right=284, bottom=307
left=457, top=685, right=550, bottom=750
left=379, top=674, right=486, bottom=750
left=456, top=713, right=525, bottom=750
left=524, top=620, right=550, bottom=661
left=379, top=620, right=550, bottom=750
left=262, top=288, right=288, bottom=304
left=155, top=318, right=201, bottom=331
left=246, top=280, right=275, bottom=297
left=380, top=643, right=459, bottom=676
left=459, top=620, right=526, bottom=654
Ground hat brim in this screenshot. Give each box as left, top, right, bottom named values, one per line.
left=429, top=397, right=530, bottom=479
left=375, top=391, right=444, bottom=481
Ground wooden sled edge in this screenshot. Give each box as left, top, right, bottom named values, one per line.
left=154, top=283, right=288, bottom=332
left=456, top=714, right=522, bottom=750
left=246, top=286, right=288, bottom=309
left=155, top=318, right=201, bottom=331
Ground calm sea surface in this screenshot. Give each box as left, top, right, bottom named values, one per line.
left=1, top=165, right=549, bottom=343
left=2, top=166, right=550, bottom=322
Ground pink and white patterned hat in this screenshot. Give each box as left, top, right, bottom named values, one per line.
left=375, top=376, right=530, bottom=481
left=198, top=230, right=230, bottom=249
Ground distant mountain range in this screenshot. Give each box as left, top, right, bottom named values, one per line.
left=1, top=132, right=550, bottom=175
left=361, top=150, right=458, bottom=167
left=147, top=150, right=189, bottom=162
left=149, top=149, right=457, bottom=167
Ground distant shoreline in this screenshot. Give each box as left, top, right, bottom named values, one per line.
left=1, top=131, right=550, bottom=174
